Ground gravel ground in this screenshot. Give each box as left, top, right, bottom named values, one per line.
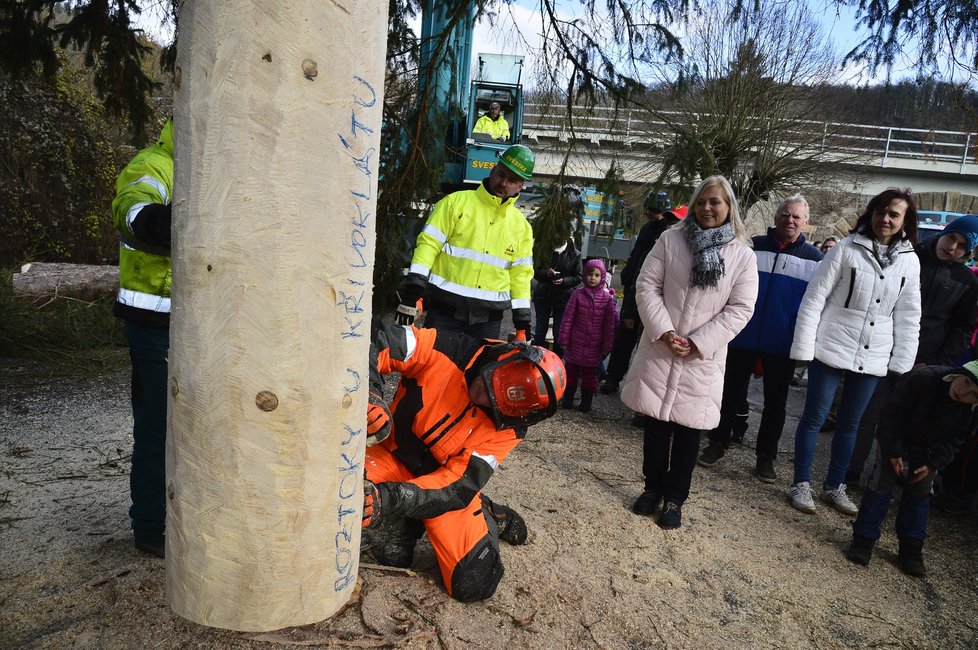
left=1, top=351, right=977, bottom=649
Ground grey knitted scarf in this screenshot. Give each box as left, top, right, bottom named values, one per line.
left=683, top=217, right=736, bottom=288
left=871, top=238, right=901, bottom=269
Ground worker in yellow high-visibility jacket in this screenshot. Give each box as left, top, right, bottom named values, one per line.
left=472, top=103, right=510, bottom=141
left=112, top=119, right=174, bottom=560
left=396, top=145, right=536, bottom=340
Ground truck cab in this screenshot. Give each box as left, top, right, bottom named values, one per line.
left=462, top=53, right=525, bottom=185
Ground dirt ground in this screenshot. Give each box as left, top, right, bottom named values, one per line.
left=2, top=351, right=977, bottom=649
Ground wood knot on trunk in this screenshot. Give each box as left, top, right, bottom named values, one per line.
left=256, top=391, right=279, bottom=412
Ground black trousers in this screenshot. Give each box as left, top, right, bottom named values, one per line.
left=642, top=417, right=702, bottom=505
left=605, top=322, right=640, bottom=383
left=938, top=434, right=978, bottom=506
left=125, top=321, right=169, bottom=544
left=709, top=349, right=795, bottom=459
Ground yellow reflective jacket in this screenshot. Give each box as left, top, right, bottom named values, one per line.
left=472, top=114, right=510, bottom=140
left=112, top=120, right=174, bottom=325
left=408, top=182, right=533, bottom=324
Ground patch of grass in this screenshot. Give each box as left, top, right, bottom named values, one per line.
left=0, top=269, right=126, bottom=370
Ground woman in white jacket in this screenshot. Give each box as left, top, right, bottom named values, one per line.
left=789, top=188, right=922, bottom=516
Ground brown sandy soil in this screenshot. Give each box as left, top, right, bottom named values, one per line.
left=2, top=354, right=977, bottom=649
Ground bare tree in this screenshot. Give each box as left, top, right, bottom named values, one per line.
left=631, top=0, right=861, bottom=210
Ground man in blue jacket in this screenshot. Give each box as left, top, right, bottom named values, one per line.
left=698, top=194, right=823, bottom=482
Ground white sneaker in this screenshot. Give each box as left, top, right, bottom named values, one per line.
left=789, top=482, right=817, bottom=514
left=821, top=484, right=859, bottom=516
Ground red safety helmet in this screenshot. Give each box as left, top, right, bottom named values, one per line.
left=476, top=343, right=566, bottom=429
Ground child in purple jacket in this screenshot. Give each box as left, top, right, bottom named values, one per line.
left=558, top=258, right=619, bottom=412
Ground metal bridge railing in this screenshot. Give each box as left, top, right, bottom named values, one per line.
left=521, top=102, right=977, bottom=172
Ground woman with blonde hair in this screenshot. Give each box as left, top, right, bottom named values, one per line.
left=621, top=175, right=759, bottom=529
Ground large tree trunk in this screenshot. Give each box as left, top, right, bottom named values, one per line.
left=166, top=1, right=387, bottom=631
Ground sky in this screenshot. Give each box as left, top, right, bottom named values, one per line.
left=465, top=0, right=945, bottom=87
left=134, top=1, right=967, bottom=87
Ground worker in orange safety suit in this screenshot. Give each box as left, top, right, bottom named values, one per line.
left=362, top=320, right=566, bottom=602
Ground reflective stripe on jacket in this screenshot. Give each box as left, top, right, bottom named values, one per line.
left=409, top=182, right=533, bottom=323
left=112, top=120, right=174, bottom=321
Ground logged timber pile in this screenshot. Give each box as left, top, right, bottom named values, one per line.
left=166, top=1, right=387, bottom=631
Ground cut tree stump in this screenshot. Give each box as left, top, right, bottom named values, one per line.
left=12, top=263, right=119, bottom=301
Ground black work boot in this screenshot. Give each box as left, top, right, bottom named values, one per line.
left=845, top=534, right=875, bottom=566
left=754, top=456, right=777, bottom=483
left=632, top=491, right=661, bottom=516
left=898, top=538, right=926, bottom=577
left=599, top=379, right=619, bottom=394
left=482, top=495, right=528, bottom=545
left=134, top=537, right=165, bottom=559
left=578, top=391, right=594, bottom=413
left=697, top=441, right=726, bottom=468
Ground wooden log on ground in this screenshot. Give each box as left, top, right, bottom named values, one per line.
left=12, top=263, right=118, bottom=301
left=166, top=0, right=388, bottom=632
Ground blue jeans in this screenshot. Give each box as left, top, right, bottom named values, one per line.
left=852, top=448, right=934, bottom=541
left=792, top=360, right=880, bottom=489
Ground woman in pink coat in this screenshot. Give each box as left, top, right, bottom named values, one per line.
left=621, top=176, right=759, bottom=530
left=558, top=258, right=619, bottom=412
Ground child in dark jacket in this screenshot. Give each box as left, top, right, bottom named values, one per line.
left=558, top=258, right=619, bottom=412
left=846, top=362, right=978, bottom=576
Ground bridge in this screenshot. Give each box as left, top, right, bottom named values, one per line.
left=519, top=102, right=978, bottom=197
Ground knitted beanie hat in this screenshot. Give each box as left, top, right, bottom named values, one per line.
left=942, top=215, right=978, bottom=253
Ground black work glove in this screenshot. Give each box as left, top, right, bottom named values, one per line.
left=362, top=481, right=402, bottom=528
left=131, top=202, right=172, bottom=251
left=395, top=281, right=424, bottom=326
left=366, top=391, right=392, bottom=446
left=513, top=320, right=531, bottom=342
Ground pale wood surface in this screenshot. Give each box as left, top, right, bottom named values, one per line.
left=12, top=263, right=118, bottom=301
left=166, top=1, right=388, bottom=631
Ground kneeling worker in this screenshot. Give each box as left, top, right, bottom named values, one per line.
left=362, top=320, right=566, bottom=602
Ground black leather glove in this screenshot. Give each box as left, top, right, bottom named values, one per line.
left=362, top=481, right=402, bottom=528
left=395, top=281, right=424, bottom=326
left=513, top=320, right=531, bottom=342
left=131, top=202, right=172, bottom=251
